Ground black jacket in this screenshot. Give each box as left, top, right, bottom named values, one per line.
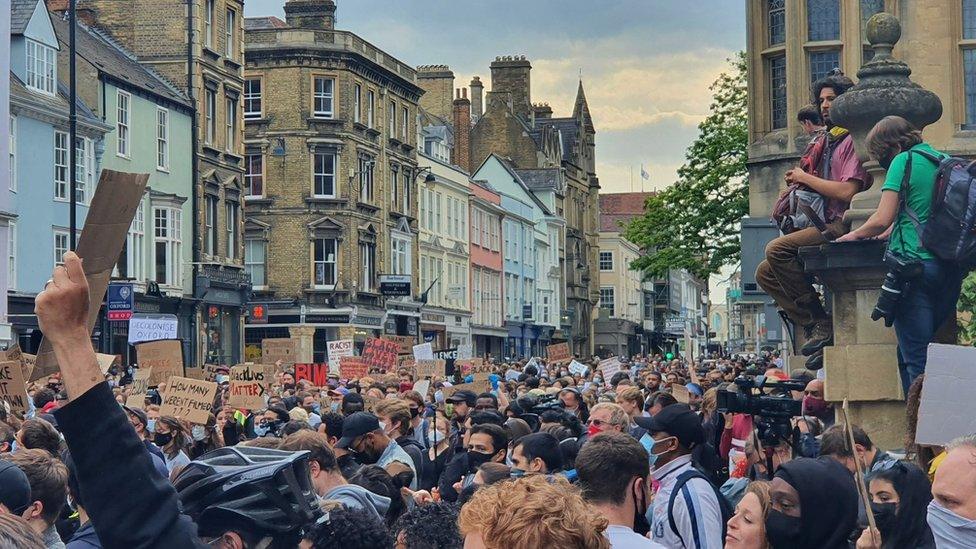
left=438, top=451, right=469, bottom=503
left=55, top=382, right=206, bottom=548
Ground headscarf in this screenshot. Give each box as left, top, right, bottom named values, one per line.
left=774, top=457, right=858, bottom=549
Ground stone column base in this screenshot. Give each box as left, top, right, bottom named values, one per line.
left=289, top=325, right=316, bottom=363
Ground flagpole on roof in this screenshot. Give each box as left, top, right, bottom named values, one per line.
left=68, top=0, right=77, bottom=250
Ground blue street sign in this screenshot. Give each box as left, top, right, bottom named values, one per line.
left=107, top=282, right=134, bottom=321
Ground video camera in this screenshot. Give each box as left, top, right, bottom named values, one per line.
left=717, top=375, right=805, bottom=447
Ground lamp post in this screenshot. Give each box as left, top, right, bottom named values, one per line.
left=68, top=0, right=77, bottom=249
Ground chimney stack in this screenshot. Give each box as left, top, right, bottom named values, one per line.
left=452, top=88, right=472, bottom=172
left=284, top=0, right=337, bottom=30
left=470, top=76, right=484, bottom=123
left=489, top=55, right=532, bottom=120
left=416, top=65, right=455, bottom=124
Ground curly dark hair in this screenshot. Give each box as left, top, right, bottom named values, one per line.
left=392, top=502, right=463, bottom=549
left=349, top=465, right=405, bottom=527
left=302, top=506, right=392, bottom=549
left=812, top=73, right=854, bottom=104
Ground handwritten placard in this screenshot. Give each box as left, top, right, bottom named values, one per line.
left=413, top=343, right=434, bottom=360
left=136, top=340, right=183, bottom=386
left=20, top=353, right=37, bottom=381
left=415, top=359, right=446, bottom=379
left=458, top=358, right=489, bottom=376
left=363, top=338, right=400, bottom=372
left=339, top=356, right=368, bottom=380
left=547, top=342, right=571, bottom=365
left=228, top=364, right=274, bottom=409
left=125, top=368, right=152, bottom=408
left=0, top=360, right=28, bottom=416
left=262, top=338, right=299, bottom=367
left=383, top=335, right=416, bottom=355
left=442, top=379, right=490, bottom=400
left=327, top=339, right=354, bottom=361
left=294, top=363, right=330, bottom=386
left=599, top=357, right=623, bottom=385
left=159, top=376, right=217, bottom=424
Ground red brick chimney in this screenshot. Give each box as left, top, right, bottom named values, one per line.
left=452, top=88, right=472, bottom=173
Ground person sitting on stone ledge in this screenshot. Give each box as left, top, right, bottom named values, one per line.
left=757, top=72, right=871, bottom=370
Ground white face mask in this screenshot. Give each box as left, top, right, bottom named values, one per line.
left=191, top=425, right=207, bottom=442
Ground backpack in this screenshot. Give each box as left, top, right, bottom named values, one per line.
left=772, top=187, right=827, bottom=234
left=667, top=468, right=734, bottom=547
left=899, top=150, right=976, bottom=267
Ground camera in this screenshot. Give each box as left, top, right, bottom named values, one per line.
left=717, top=376, right=805, bottom=447
left=872, top=251, right=924, bottom=327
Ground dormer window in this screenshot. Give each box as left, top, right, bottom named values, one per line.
left=26, top=39, right=56, bottom=95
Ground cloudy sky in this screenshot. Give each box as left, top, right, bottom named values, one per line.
left=244, top=0, right=747, bottom=194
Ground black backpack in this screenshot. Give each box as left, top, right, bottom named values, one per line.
left=666, top=468, right=734, bottom=547
left=899, top=150, right=976, bottom=267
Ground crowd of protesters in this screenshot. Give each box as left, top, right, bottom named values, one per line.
left=0, top=254, right=972, bottom=548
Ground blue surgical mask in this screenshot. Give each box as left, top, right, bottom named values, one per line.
left=10, top=439, right=18, bottom=453
left=330, top=402, right=340, bottom=413
left=928, top=500, right=976, bottom=547
left=216, top=374, right=229, bottom=384
left=510, top=467, right=526, bottom=479
left=147, top=419, right=156, bottom=433
left=254, top=424, right=270, bottom=437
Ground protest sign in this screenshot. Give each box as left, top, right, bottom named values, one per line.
left=228, top=364, right=274, bottom=409
left=127, top=314, right=178, bottom=344
left=0, top=360, right=28, bottom=415
left=413, top=343, right=433, bottom=360
left=327, top=339, right=354, bottom=362
left=568, top=360, right=587, bottom=376
left=294, top=363, right=330, bottom=386
left=916, top=344, right=976, bottom=446
left=96, top=353, right=122, bottom=375
left=398, top=357, right=416, bottom=371
left=842, top=399, right=878, bottom=533
left=525, top=357, right=540, bottom=370
left=262, top=338, right=299, bottom=367
left=34, top=170, right=149, bottom=381
left=20, top=353, right=36, bottom=381
left=363, top=338, right=400, bottom=372
left=3, top=345, right=21, bottom=363
left=434, top=348, right=459, bottom=375
left=458, top=358, right=489, bottom=377
left=339, top=356, right=368, bottom=380
left=415, top=359, right=446, bottom=379
left=442, top=379, right=490, bottom=400
left=383, top=335, right=415, bottom=355
left=547, top=342, right=571, bottom=365
left=671, top=383, right=690, bottom=404
left=413, top=380, right=431, bottom=398
left=505, top=369, right=520, bottom=382
left=160, top=376, right=217, bottom=424
left=456, top=344, right=473, bottom=360
left=136, top=340, right=183, bottom=386
left=125, top=368, right=152, bottom=408
left=599, top=356, right=622, bottom=384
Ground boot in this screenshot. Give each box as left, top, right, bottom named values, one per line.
left=800, top=320, right=833, bottom=357
left=806, top=348, right=824, bottom=370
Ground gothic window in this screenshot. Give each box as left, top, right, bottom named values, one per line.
left=809, top=50, right=840, bottom=83
left=807, top=0, right=840, bottom=41
left=768, top=0, right=786, bottom=46
left=769, top=56, right=788, bottom=129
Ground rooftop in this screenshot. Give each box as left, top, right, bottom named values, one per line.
left=244, top=16, right=288, bottom=31
left=599, top=192, right=654, bottom=232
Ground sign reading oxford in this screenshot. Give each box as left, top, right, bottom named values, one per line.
left=107, top=282, right=134, bottom=321
left=379, top=274, right=411, bottom=297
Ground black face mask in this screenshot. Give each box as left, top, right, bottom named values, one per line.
left=871, top=502, right=898, bottom=537
left=410, top=407, right=420, bottom=419
left=633, top=479, right=651, bottom=537
left=154, top=432, right=173, bottom=447
left=467, top=450, right=494, bottom=474
left=765, top=509, right=802, bottom=549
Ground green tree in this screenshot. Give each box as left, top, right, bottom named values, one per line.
left=624, top=53, right=748, bottom=281
left=958, top=272, right=976, bottom=344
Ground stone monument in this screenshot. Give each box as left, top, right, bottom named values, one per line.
left=799, top=12, right=945, bottom=451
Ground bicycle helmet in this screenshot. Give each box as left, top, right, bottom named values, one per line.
left=173, top=446, right=321, bottom=538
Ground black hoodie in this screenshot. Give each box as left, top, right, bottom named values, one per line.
left=774, top=457, right=859, bottom=549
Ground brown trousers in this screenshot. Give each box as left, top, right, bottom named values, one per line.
left=755, top=222, right=846, bottom=328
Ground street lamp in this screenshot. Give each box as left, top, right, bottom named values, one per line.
left=415, top=166, right=437, bottom=188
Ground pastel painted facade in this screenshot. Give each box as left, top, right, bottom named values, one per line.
left=469, top=180, right=505, bottom=358
left=595, top=231, right=642, bottom=358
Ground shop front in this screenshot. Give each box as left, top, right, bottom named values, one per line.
left=195, top=265, right=251, bottom=366
left=99, top=284, right=196, bottom=366
left=471, top=325, right=507, bottom=360
left=505, top=321, right=526, bottom=360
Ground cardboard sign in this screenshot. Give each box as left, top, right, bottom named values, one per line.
left=671, top=383, right=690, bottom=404
left=96, top=353, right=122, bottom=375
left=458, top=358, right=489, bottom=377
left=442, top=379, right=490, bottom=400
left=505, top=369, right=521, bottom=382
left=568, top=360, right=588, bottom=376
left=363, top=338, right=400, bottom=372
left=262, top=338, right=299, bottom=367
left=339, top=356, right=368, bottom=380
left=160, top=376, right=217, bottom=425
left=413, top=380, right=431, bottom=399
left=383, top=335, right=415, bottom=355
left=916, top=344, right=976, bottom=446
left=415, top=359, right=446, bottom=379
left=599, top=356, right=623, bottom=385
left=125, top=368, right=152, bottom=408
left=34, top=170, right=150, bottom=381
left=21, top=353, right=36, bottom=381
left=127, top=314, right=179, bottom=344
left=294, top=363, right=330, bottom=386
left=136, top=340, right=183, bottom=386
left=228, top=364, right=274, bottom=409
left=413, top=343, right=434, bottom=360
left=547, top=343, right=571, bottom=365
left=204, top=364, right=220, bottom=382
left=0, top=360, right=28, bottom=415
left=434, top=348, right=459, bottom=375
left=327, top=339, right=354, bottom=361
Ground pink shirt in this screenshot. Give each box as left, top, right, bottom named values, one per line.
left=823, top=134, right=872, bottom=223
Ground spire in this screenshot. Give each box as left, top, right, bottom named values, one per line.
left=573, top=79, right=594, bottom=132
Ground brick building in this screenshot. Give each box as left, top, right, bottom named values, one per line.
left=242, top=0, right=424, bottom=361
left=56, top=0, right=250, bottom=365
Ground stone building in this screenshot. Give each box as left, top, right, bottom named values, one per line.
left=58, top=0, right=250, bottom=365
left=467, top=56, right=600, bottom=358
left=242, top=0, right=424, bottom=361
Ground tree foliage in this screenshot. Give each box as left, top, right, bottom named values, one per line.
left=624, top=53, right=749, bottom=281
left=958, top=272, right=976, bottom=344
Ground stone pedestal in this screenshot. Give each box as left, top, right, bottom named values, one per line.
left=288, top=325, right=316, bottom=363
left=800, top=240, right=906, bottom=450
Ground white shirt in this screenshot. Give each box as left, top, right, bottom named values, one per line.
left=605, top=525, right=666, bottom=548
left=649, top=455, right=724, bottom=549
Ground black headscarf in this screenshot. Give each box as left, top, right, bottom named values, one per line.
left=774, top=457, right=859, bottom=549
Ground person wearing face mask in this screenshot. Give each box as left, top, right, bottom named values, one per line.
left=253, top=406, right=290, bottom=438
left=124, top=406, right=165, bottom=463
left=725, top=481, right=772, bottom=549
left=297, top=392, right=322, bottom=430
left=577, top=432, right=666, bottom=548
left=509, top=432, right=563, bottom=477
left=374, top=399, right=425, bottom=485
left=853, top=462, right=935, bottom=549
left=188, top=413, right=223, bottom=460
left=634, top=404, right=729, bottom=549
left=420, top=410, right=453, bottom=491
left=153, top=416, right=191, bottom=475
left=766, top=457, right=858, bottom=549
left=798, top=379, right=833, bottom=427
left=335, top=412, right=417, bottom=490
left=927, top=434, right=976, bottom=547
left=401, top=391, right=429, bottom=450
left=457, top=424, right=508, bottom=491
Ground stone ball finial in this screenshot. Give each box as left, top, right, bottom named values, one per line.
left=866, top=12, right=901, bottom=47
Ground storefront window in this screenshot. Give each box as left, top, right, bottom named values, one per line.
left=205, top=306, right=239, bottom=365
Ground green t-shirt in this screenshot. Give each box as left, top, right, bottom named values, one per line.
left=881, top=142, right=946, bottom=261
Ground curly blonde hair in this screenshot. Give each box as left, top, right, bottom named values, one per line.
left=458, top=475, right=610, bottom=549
